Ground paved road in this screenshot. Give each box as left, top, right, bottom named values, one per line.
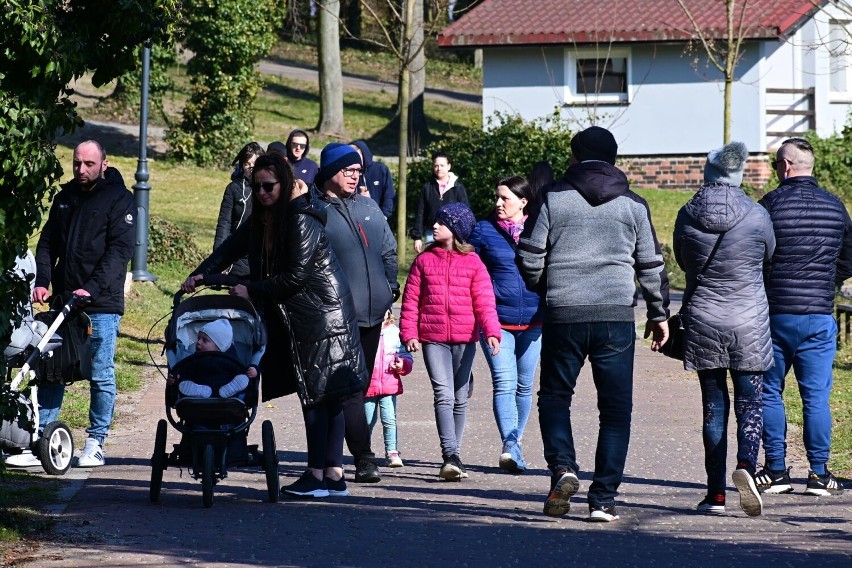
left=18, top=308, right=852, bottom=567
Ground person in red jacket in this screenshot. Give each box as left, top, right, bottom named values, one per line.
left=400, top=202, right=501, bottom=481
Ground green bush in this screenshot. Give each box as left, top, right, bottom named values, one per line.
left=408, top=111, right=575, bottom=225
left=148, top=216, right=206, bottom=268
left=661, top=242, right=686, bottom=291
left=806, top=125, right=852, bottom=205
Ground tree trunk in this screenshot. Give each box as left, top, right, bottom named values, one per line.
left=408, top=0, right=429, bottom=154
left=396, top=0, right=416, bottom=268
left=317, top=0, right=345, bottom=135
left=723, top=77, right=732, bottom=144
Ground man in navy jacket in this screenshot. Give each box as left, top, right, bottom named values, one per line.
left=756, top=137, right=852, bottom=497
left=350, top=140, right=396, bottom=219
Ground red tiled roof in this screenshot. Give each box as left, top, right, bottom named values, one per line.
left=438, top=0, right=826, bottom=48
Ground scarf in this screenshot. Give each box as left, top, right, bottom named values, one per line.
left=497, top=215, right=527, bottom=244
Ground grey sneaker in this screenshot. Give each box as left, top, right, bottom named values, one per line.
left=439, top=454, right=463, bottom=481
left=543, top=469, right=580, bottom=517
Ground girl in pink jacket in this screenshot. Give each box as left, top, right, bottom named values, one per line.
left=365, top=310, right=413, bottom=468
left=400, top=203, right=501, bottom=481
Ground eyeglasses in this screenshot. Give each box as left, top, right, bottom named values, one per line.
left=771, top=158, right=790, bottom=169
left=290, top=143, right=306, bottom=150
left=252, top=181, right=279, bottom=193
left=341, top=167, right=362, bottom=178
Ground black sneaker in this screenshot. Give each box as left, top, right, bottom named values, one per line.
left=754, top=466, right=794, bottom=494
left=282, top=471, right=329, bottom=498
left=543, top=469, right=580, bottom=517
left=439, top=454, right=463, bottom=481
left=588, top=503, right=619, bottom=522
left=324, top=476, right=349, bottom=497
left=805, top=470, right=844, bottom=496
left=354, top=457, right=381, bottom=483
left=696, top=493, right=726, bottom=514
left=732, top=468, right=763, bottom=517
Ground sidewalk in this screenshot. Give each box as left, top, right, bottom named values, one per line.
left=21, top=332, right=852, bottom=567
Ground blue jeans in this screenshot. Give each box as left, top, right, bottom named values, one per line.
left=480, top=327, right=542, bottom=447
left=697, top=369, right=763, bottom=495
left=538, top=321, right=635, bottom=507
left=422, top=342, right=476, bottom=458
left=38, top=313, right=121, bottom=445
left=364, top=395, right=398, bottom=455
left=762, top=314, right=836, bottom=474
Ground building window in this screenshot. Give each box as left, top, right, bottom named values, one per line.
left=565, top=48, right=631, bottom=104
left=829, top=20, right=852, bottom=99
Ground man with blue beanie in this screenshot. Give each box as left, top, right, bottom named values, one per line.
left=314, top=142, right=400, bottom=483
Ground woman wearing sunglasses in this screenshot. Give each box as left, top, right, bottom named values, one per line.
left=182, top=151, right=367, bottom=499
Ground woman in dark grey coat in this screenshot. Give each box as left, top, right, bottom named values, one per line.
left=673, top=142, right=775, bottom=518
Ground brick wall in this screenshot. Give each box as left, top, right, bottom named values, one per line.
left=620, top=155, right=774, bottom=191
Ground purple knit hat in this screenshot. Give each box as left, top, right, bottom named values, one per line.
left=435, top=202, right=476, bottom=243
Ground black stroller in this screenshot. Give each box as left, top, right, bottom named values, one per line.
left=149, top=275, right=279, bottom=508
left=2, top=294, right=91, bottom=475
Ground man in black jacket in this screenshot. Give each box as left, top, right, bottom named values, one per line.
left=756, top=137, right=852, bottom=496
left=314, top=142, right=400, bottom=483
left=350, top=140, right=396, bottom=219
left=7, top=140, right=135, bottom=469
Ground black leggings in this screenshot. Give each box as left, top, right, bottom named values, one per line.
left=302, top=398, right=345, bottom=470
left=342, top=324, right=383, bottom=461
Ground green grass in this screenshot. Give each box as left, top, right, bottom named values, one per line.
left=0, top=472, right=59, bottom=543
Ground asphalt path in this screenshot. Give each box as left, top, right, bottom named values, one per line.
left=17, top=299, right=852, bottom=567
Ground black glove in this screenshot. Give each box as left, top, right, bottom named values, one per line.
left=391, top=285, right=401, bottom=302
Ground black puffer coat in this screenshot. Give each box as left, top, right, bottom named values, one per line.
left=213, top=168, right=252, bottom=277
left=674, top=182, right=775, bottom=372
left=192, top=194, right=366, bottom=405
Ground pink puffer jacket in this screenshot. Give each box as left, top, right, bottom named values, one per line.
left=400, top=247, right=501, bottom=344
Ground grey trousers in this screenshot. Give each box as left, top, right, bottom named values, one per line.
left=422, top=342, right=476, bottom=459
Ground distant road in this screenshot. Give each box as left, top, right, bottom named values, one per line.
left=258, top=58, right=481, bottom=107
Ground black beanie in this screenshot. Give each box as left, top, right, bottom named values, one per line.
left=571, top=126, right=618, bottom=165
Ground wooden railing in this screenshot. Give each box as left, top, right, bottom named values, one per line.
left=766, top=87, right=815, bottom=140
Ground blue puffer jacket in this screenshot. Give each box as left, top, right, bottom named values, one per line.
left=470, top=215, right=543, bottom=326
left=759, top=176, right=852, bottom=315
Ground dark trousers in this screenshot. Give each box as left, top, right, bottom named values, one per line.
left=538, top=321, right=635, bottom=507
left=342, top=324, right=382, bottom=461
left=302, top=398, right=345, bottom=470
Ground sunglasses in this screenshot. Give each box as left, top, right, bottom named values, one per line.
left=252, top=181, right=278, bottom=193
left=770, top=158, right=789, bottom=169
left=341, top=167, right=362, bottom=178
left=290, top=143, right=306, bottom=150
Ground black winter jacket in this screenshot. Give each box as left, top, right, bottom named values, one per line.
left=286, top=129, right=319, bottom=184
left=35, top=167, right=135, bottom=315
left=412, top=175, right=468, bottom=239
left=213, top=168, right=252, bottom=277
left=759, top=176, right=852, bottom=315
left=352, top=140, right=396, bottom=218
left=314, top=188, right=399, bottom=328
left=191, top=194, right=366, bottom=405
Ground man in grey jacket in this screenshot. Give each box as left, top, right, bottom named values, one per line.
left=517, top=126, right=668, bottom=522
left=314, top=143, right=400, bottom=484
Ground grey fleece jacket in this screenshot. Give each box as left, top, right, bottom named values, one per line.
left=517, top=161, right=667, bottom=324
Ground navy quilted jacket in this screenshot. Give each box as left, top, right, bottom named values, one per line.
left=759, top=176, right=852, bottom=315
left=470, top=216, right=543, bottom=326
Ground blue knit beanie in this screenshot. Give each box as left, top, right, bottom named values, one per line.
left=317, top=142, right=361, bottom=185
left=704, top=141, right=748, bottom=186
left=436, top=202, right=476, bottom=243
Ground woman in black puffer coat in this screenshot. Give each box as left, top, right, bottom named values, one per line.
left=213, top=142, right=264, bottom=277
left=184, top=152, right=366, bottom=499
left=673, top=142, right=775, bottom=518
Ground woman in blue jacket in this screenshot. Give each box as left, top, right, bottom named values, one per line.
left=470, top=175, right=543, bottom=473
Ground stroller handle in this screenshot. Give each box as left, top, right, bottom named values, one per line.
left=173, top=274, right=245, bottom=307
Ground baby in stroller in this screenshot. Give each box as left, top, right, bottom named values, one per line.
left=168, top=318, right=257, bottom=400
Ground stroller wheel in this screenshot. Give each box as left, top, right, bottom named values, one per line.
left=262, top=420, right=279, bottom=502
left=38, top=422, right=74, bottom=475
left=202, top=443, right=214, bottom=508
left=150, top=419, right=168, bottom=503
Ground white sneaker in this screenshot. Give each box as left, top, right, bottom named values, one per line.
left=179, top=381, right=212, bottom=398
left=4, top=449, right=42, bottom=468
left=77, top=438, right=106, bottom=467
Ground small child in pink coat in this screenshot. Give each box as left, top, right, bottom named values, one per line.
left=400, top=202, right=501, bottom=481
left=364, top=310, right=413, bottom=468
